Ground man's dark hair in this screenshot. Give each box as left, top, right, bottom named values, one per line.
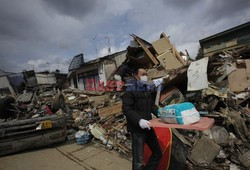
left=134, top=67, right=146, bottom=75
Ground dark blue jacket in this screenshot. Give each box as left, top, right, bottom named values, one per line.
left=122, top=79, right=158, bottom=132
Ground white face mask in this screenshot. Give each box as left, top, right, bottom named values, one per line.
left=140, top=75, right=148, bottom=82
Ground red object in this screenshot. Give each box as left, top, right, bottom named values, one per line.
left=44, top=106, right=53, bottom=115
left=149, top=117, right=214, bottom=130
left=144, top=127, right=172, bottom=170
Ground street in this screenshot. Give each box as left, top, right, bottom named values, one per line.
left=0, top=142, right=131, bottom=170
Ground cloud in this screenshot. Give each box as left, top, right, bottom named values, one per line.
left=0, top=0, right=41, bottom=41
left=0, top=0, right=249, bottom=73
left=41, top=0, right=97, bottom=20
left=202, top=0, right=250, bottom=22
left=162, top=0, right=199, bottom=9
left=26, top=55, right=71, bottom=73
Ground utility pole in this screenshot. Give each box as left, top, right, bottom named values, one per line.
left=105, top=36, right=111, bottom=54
left=93, top=34, right=98, bottom=58
left=95, top=48, right=98, bottom=58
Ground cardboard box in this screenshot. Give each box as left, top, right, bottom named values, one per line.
left=157, top=51, right=183, bottom=70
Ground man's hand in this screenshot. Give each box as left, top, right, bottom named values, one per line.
left=139, top=119, right=151, bottom=130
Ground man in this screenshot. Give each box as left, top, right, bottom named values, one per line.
left=122, top=68, right=162, bottom=170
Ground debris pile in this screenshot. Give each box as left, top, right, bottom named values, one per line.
left=0, top=31, right=249, bottom=169
left=62, top=89, right=132, bottom=156
left=0, top=85, right=68, bottom=156
left=112, top=33, right=250, bottom=169
left=181, top=50, right=250, bottom=169
left=0, top=85, right=65, bottom=120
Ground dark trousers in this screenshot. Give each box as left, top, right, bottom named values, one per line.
left=131, top=129, right=162, bottom=170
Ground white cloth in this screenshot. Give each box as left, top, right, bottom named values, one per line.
left=139, top=119, right=151, bottom=130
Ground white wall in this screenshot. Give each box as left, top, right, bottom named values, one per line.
left=98, top=63, right=106, bottom=86
left=35, top=73, right=56, bottom=84
left=77, top=77, right=85, bottom=90
left=69, top=78, right=74, bottom=89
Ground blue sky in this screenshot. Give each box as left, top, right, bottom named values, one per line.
left=0, top=0, right=249, bottom=73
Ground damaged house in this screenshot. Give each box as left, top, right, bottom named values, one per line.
left=200, top=21, right=250, bottom=57
left=199, top=21, right=250, bottom=93
left=68, top=51, right=127, bottom=90
left=22, top=70, right=67, bottom=88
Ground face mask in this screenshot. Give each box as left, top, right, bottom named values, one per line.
left=140, top=75, right=148, bottom=82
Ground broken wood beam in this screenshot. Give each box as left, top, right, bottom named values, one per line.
left=131, top=34, right=160, bottom=66
left=97, top=102, right=122, bottom=118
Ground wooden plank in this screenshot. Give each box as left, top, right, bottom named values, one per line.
left=228, top=66, right=248, bottom=92
left=155, top=85, right=161, bottom=106
left=149, top=117, right=214, bottom=130
left=98, top=102, right=122, bottom=118
left=132, top=35, right=159, bottom=66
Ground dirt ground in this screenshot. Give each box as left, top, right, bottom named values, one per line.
left=0, top=142, right=131, bottom=170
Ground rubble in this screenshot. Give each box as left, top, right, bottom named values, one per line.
left=210, top=125, right=229, bottom=146
left=59, top=88, right=131, bottom=156
left=0, top=30, right=249, bottom=169
left=114, top=32, right=249, bottom=169
left=189, top=136, right=221, bottom=165
left=239, top=150, right=250, bottom=168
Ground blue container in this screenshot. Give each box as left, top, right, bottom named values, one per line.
left=76, top=133, right=90, bottom=145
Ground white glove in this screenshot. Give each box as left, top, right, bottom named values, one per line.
left=139, top=119, right=151, bottom=130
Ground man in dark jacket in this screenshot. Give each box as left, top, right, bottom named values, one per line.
left=122, top=68, right=162, bottom=170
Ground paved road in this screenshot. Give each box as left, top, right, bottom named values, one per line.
left=0, top=142, right=131, bottom=170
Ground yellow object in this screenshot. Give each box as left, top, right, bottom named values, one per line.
left=37, top=120, right=53, bottom=130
